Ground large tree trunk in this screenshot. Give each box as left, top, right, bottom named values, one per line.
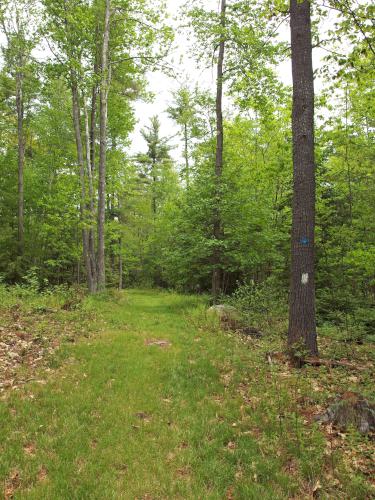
left=16, top=71, right=25, bottom=256
left=97, top=0, right=111, bottom=290
left=288, top=0, right=318, bottom=356
left=212, top=0, right=226, bottom=303
left=71, top=74, right=95, bottom=293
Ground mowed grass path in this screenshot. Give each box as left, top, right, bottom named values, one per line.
left=1, top=290, right=326, bottom=499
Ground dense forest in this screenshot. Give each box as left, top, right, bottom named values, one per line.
left=0, top=0, right=374, bottom=497
left=1, top=0, right=374, bottom=351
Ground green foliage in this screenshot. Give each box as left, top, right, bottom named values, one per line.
left=0, top=0, right=373, bottom=335
left=227, top=277, right=288, bottom=327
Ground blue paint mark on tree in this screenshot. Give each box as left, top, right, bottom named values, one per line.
left=300, top=237, right=309, bottom=246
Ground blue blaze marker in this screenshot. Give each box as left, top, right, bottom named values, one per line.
left=300, top=237, right=309, bottom=246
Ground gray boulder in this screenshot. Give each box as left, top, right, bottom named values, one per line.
left=207, top=305, right=241, bottom=329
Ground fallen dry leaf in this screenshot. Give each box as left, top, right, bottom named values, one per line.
left=226, top=441, right=236, bottom=451
left=176, top=466, right=191, bottom=479
left=4, top=469, right=20, bottom=499
left=23, top=442, right=36, bottom=456
left=37, top=466, right=48, bottom=482
left=226, top=486, right=235, bottom=499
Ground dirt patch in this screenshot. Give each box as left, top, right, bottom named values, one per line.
left=144, top=339, right=171, bottom=348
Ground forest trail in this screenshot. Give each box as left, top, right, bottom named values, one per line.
left=1, top=290, right=371, bottom=499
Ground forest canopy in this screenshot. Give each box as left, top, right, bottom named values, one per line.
left=0, top=0, right=374, bottom=349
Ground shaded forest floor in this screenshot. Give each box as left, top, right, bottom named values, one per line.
left=0, top=289, right=374, bottom=499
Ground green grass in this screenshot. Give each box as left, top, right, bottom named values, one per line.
left=0, top=290, right=373, bottom=499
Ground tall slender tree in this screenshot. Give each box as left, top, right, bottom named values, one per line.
left=167, top=87, right=198, bottom=188
left=137, top=116, right=172, bottom=216
left=212, top=0, right=226, bottom=302
left=0, top=0, right=36, bottom=257
left=97, top=0, right=111, bottom=290
left=288, top=0, right=318, bottom=356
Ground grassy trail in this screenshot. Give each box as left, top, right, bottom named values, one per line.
left=0, top=290, right=369, bottom=499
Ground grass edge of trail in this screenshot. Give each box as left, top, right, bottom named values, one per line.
left=0, top=289, right=373, bottom=500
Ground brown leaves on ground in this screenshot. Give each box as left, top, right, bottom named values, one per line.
left=4, top=461, right=48, bottom=496
left=0, top=302, right=95, bottom=396
left=176, top=466, right=191, bottom=479
left=226, top=486, right=235, bottom=499
left=4, top=469, right=20, bottom=499
left=23, top=442, right=36, bottom=456
left=264, top=338, right=375, bottom=490
left=144, top=339, right=171, bottom=348
left=0, top=306, right=57, bottom=393
left=226, top=441, right=237, bottom=451
left=37, top=466, right=48, bottom=482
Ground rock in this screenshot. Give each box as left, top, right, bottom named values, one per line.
left=207, top=305, right=241, bottom=329
left=207, top=305, right=263, bottom=337
left=207, top=304, right=239, bottom=318
left=315, top=392, right=375, bottom=434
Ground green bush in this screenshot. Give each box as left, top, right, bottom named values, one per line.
left=226, top=277, right=288, bottom=333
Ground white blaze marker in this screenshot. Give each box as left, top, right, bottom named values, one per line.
left=301, top=273, right=309, bottom=285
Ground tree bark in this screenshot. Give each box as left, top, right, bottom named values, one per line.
left=90, top=24, right=100, bottom=174
left=71, top=74, right=95, bottom=293
left=184, top=122, right=189, bottom=188
left=212, top=0, right=226, bottom=303
left=288, top=0, right=318, bottom=356
left=16, top=70, right=25, bottom=255
left=83, top=100, right=98, bottom=290
left=117, top=192, right=124, bottom=290
left=151, top=156, right=157, bottom=215
left=97, top=0, right=111, bottom=290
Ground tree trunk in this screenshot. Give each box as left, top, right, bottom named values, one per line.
left=118, top=239, right=123, bottom=290
left=117, top=194, right=123, bottom=290
left=288, top=0, right=318, bottom=356
left=184, top=122, right=189, bottom=188
left=71, top=74, right=95, bottom=293
left=97, top=0, right=111, bottom=290
left=212, top=0, right=226, bottom=303
left=151, top=156, right=157, bottom=215
left=90, top=25, right=100, bottom=174
left=16, top=71, right=25, bottom=256
left=83, top=100, right=98, bottom=290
